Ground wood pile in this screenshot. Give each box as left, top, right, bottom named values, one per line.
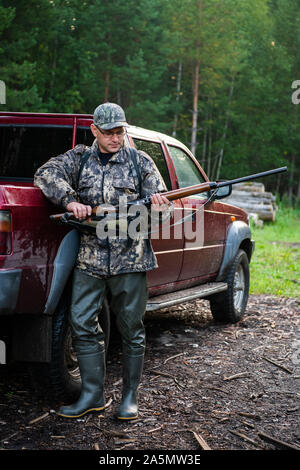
left=223, top=182, right=277, bottom=221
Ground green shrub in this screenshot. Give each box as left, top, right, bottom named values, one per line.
left=249, top=206, right=300, bottom=299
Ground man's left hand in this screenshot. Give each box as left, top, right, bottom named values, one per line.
left=151, top=193, right=171, bottom=212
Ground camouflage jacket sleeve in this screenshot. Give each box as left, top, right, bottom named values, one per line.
left=34, top=145, right=85, bottom=209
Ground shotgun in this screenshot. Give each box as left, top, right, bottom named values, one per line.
left=50, top=166, right=287, bottom=224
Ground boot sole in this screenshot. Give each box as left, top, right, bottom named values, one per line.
left=117, top=414, right=138, bottom=420
left=57, top=405, right=105, bottom=419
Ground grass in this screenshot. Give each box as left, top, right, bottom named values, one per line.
left=249, top=205, right=300, bottom=300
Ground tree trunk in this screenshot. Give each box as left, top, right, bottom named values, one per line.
left=190, top=0, right=203, bottom=156
left=49, top=37, right=58, bottom=100
left=201, top=121, right=207, bottom=168
left=207, top=106, right=212, bottom=179
left=191, top=58, right=200, bottom=155
left=297, top=178, right=300, bottom=200
left=104, top=69, right=110, bottom=102
left=216, top=76, right=235, bottom=179
left=172, top=60, right=182, bottom=137
left=288, top=153, right=295, bottom=204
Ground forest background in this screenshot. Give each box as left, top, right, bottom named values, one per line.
left=0, top=0, right=299, bottom=203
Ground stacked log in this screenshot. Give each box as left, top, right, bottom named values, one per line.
left=223, top=182, right=277, bottom=221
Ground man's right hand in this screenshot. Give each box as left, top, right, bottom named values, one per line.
left=66, top=202, right=92, bottom=220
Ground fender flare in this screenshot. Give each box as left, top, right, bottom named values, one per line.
left=44, top=230, right=80, bottom=315
left=216, top=221, right=253, bottom=282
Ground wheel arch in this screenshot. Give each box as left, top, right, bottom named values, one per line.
left=239, top=237, right=254, bottom=262
left=216, top=220, right=254, bottom=282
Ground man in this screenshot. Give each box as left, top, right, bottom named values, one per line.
left=34, top=102, right=169, bottom=420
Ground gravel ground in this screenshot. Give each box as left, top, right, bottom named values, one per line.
left=0, top=294, right=299, bottom=454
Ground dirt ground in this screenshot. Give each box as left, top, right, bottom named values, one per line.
left=0, top=294, right=299, bottom=452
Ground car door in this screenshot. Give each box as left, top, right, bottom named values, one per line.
left=166, top=144, right=227, bottom=282
left=129, top=136, right=184, bottom=288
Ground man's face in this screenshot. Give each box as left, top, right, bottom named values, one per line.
left=90, top=124, right=125, bottom=153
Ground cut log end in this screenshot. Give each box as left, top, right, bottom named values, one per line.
left=224, top=182, right=277, bottom=221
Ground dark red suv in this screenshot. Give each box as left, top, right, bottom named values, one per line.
left=0, top=112, right=254, bottom=400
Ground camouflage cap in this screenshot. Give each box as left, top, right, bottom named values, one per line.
left=93, top=102, right=129, bottom=130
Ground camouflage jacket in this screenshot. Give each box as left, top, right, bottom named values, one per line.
left=34, top=140, right=167, bottom=278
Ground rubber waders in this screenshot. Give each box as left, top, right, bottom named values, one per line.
left=117, top=354, right=144, bottom=420
left=57, top=350, right=106, bottom=418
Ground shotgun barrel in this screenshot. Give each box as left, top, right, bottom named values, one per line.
left=216, top=166, right=287, bottom=189
left=160, top=166, right=287, bottom=202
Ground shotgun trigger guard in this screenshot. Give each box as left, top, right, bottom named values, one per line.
left=128, top=197, right=152, bottom=208
left=60, top=212, right=73, bottom=223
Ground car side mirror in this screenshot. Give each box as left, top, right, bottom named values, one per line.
left=212, top=184, right=232, bottom=200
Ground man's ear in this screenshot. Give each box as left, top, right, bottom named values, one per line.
left=90, top=123, right=97, bottom=137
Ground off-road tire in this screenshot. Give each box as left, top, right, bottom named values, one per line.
left=210, top=249, right=250, bottom=323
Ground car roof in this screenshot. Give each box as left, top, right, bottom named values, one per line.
left=127, top=125, right=193, bottom=156
left=0, top=111, right=194, bottom=160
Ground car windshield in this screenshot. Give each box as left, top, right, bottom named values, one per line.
left=168, top=145, right=207, bottom=199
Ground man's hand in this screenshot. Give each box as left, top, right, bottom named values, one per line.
left=66, top=201, right=92, bottom=220
left=150, top=193, right=171, bottom=212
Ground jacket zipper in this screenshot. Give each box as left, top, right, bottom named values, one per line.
left=101, top=166, right=111, bottom=276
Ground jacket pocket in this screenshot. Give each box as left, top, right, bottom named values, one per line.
left=113, top=179, right=138, bottom=201
left=113, top=178, right=137, bottom=196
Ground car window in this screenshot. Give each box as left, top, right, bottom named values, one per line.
left=76, top=126, right=94, bottom=147
left=0, top=125, right=73, bottom=179
left=168, top=145, right=207, bottom=199
left=132, top=138, right=171, bottom=190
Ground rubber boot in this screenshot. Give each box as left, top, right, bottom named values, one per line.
left=57, top=350, right=106, bottom=418
left=117, top=354, right=144, bottom=420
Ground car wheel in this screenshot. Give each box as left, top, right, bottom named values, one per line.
left=30, top=292, right=110, bottom=403
left=210, top=249, right=250, bottom=323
